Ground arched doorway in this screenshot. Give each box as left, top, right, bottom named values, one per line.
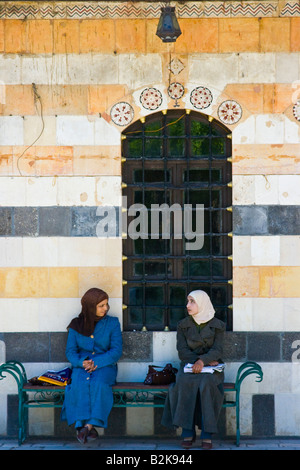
left=121, top=109, right=232, bottom=331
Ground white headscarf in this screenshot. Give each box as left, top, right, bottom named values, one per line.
left=188, top=290, right=215, bottom=325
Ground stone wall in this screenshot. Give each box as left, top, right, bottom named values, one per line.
left=0, top=1, right=300, bottom=439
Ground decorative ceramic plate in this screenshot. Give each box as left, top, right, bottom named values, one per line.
left=190, top=86, right=213, bottom=109
left=110, top=102, right=134, bottom=126
left=218, top=100, right=242, bottom=125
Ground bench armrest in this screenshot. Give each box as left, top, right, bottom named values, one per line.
left=0, top=361, right=28, bottom=393
left=235, top=361, right=263, bottom=392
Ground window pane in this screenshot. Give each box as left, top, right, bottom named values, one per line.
left=167, top=117, right=185, bottom=136
left=191, top=121, right=209, bottom=136
left=134, top=239, right=170, bottom=255
left=134, top=261, right=170, bottom=278
left=212, top=137, right=225, bottom=156
left=145, top=120, right=162, bottom=136
left=128, top=307, right=143, bottom=325
left=145, top=138, right=163, bottom=157
left=127, top=139, right=143, bottom=158
left=169, top=285, right=186, bottom=305
left=183, top=169, right=221, bottom=183
left=145, top=308, right=164, bottom=327
left=134, top=169, right=170, bottom=183
left=169, top=308, right=186, bottom=327
left=168, top=138, right=185, bottom=158
left=129, top=287, right=143, bottom=305
left=145, top=286, right=164, bottom=305
left=191, top=138, right=209, bottom=156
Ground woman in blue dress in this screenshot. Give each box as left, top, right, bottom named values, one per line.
left=61, top=287, right=123, bottom=444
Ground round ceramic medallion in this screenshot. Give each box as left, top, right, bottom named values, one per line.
left=140, top=88, right=163, bottom=110
left=110, top=102, right=134, bottom=126
left=190, top=86, right=213, bottom=109
left=218, top=100, right=242, bottom=125
left=168, top=82, right=185, bottom=100
left=293, top=100, right=300, bottom=121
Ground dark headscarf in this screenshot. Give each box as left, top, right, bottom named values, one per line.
left=68, top=288, right=109, bottom=337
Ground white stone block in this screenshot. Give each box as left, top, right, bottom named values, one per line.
left=23, top=237, right=59, bottom=267
left=23, top=116, right=56, bottom=146
left=238, top=53, right=276, bottom=83
left=29, top=408, right=54, bottom=436
left=252, top=298, right=284, bottom=331
left=278, top=175, right=300, bottom=205
left=153, top=332, right=178, bottom=363
left=56, top=115, right=94, bottom=145
left=57, top=176, right=96, bottom=206
left=254, top=175, right=279, bottom=205
left=284, top=298, right=300, bottom=331
left=126, top=407, right=153, bottom=436
left=255, top=115, right=284, bottom=144
left=0, top=116, right=23, bottom=145
left=276, top=53, right=299, bottom=83
left=284, top=116, right=300, bottom=143
left=232, top=116, right=255, bottom=144
left=0, top=55, right=21, bottom=84
left=280, top=236, right=300, bottom=266
left=25, top=177, right=57, bottom=206
left=251, top=236, right=280, bottom=265
left=189, top=53, right=238, bottom=89
left=232, top=175, right=255, bottom=205
left=38, top=298, right=81, bottom=331
left=232, top=298, right=253, bottom=331
left=0, top=238, right=23, bottom=267
left=275, top=393, right=300, bottom=435
left=96, top=176, right=121, bottom=206
left=94, top=118, right=121, bottom=146
left=233, top=236, right=251, bottom=266
left=118, top=54, right=163, bottom=89
left=57, top=237, right=106, bottom=266
left=0, top=176, right=26, bottom=206
left=21, top=56, right=54, bottom=85
left=0, top=298, right=39, bottom=332
left=117, top=362, right=151, bottom=382
left=89, top=54, right=119, bottom=85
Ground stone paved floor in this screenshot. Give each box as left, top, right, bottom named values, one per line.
left=1, top=437, right=300, bottom=451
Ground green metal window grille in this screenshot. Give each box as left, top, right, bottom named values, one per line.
left=122, top=110, right=232, bottom=331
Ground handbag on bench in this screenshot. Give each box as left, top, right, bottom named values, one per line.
left=144, top=363, right=178, bottom=385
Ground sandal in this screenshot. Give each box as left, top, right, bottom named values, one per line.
left=76, top=426, right=89, bottom=444
left=181, top=436, right=196, bottom=449
left=87, top=427, right=98, bottom=441
left=202, top=440, right=212, bottom=450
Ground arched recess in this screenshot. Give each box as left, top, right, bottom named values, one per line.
left=121, top=109, right=232, bottom=332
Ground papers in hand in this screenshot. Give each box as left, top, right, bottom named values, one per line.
left=184, top=363, right=225, bottom=374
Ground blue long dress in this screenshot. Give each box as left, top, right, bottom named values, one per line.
left=61, top=315, right=122, bottom=429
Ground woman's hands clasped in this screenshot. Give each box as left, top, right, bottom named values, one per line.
left=83, top=359, right=98, bottom=373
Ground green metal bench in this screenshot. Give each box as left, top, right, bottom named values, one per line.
left=0, top=360, right=263, bottom=446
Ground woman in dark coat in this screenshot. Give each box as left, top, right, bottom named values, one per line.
left=161, top=290, right=225, bottom=449
left=61, top=288, right=122, bottom=444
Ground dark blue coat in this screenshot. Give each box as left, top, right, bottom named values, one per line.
left=61, top=315, right=122, bottom=428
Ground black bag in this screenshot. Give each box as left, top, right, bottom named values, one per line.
left=144, top=363, right=178, bottom=385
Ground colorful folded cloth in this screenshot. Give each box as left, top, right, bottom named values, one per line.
left=38, top=367, right=72, bottom=386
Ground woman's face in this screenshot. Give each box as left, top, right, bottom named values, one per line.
left=96, top=299, right=109, bottom=317
left=186, top=296, right=198, bottom=316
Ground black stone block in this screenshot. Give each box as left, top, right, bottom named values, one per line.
left=252, top=394, right=275, bottom=437
left=0, top=207, right=12, bottom=235
left=14, top=207, right=38, bottom=236
left=247, top=333, right=281, bottom=362
left=233, top=206, right=268, bottom=235
left=39, top=207, right=71, bottom=236
left=121, top=331, right=153, bottom=362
